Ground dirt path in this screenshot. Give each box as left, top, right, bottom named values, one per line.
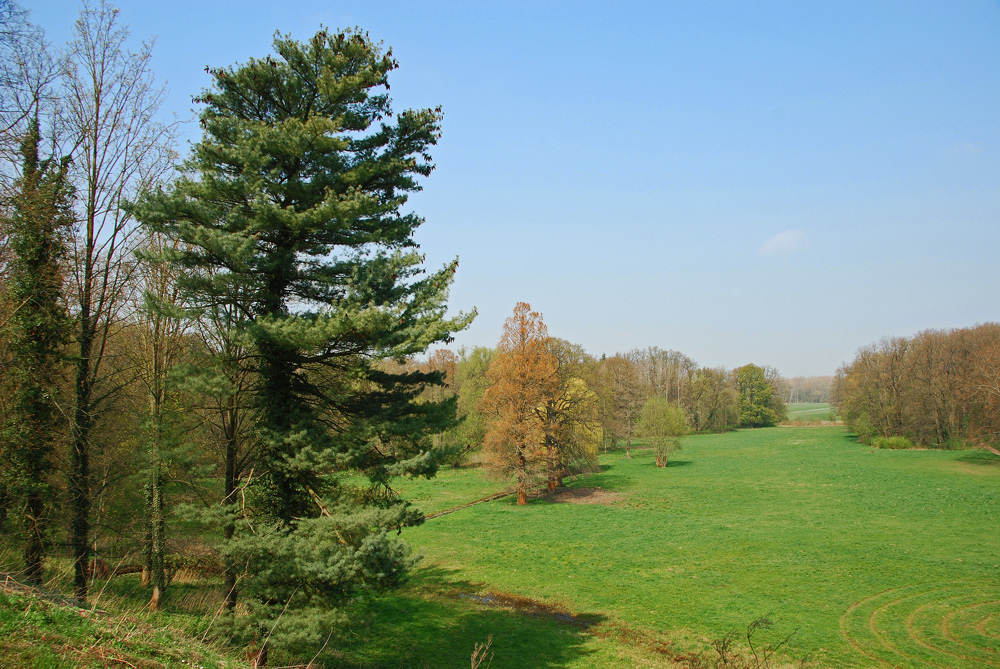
left=423, top=480, right=618, bottom=520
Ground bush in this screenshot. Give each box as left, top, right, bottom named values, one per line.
left=872, top=436, right=915, bottom=450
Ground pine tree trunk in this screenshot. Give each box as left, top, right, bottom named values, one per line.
left=222, top=409, right=238, bottom=611
left=257, top=330, right=306, bottom=522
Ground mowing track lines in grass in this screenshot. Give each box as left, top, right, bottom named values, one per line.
left=905, top=591, right=1000, bottom=667
left=842, top=582, right=1000, bottom=668
left=943, top=600, right=1000, bottom=652
left=423, top=488, right=517, bottom=519
left=839, top=584, right=909, bottom=668
left=976, top=614, right=1000, bottom=641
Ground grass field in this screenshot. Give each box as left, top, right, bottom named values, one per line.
left=6, top=426, right=999, bottom=668
left=784, top=403, right=839, bottom=423
left=394, top=464, right=506, bottom=516
left=348, top=426, right=1000, bottom=668
left=0, top=576, right=244, bottom=669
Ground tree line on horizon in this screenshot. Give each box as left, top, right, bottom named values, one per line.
left=833, top=323, right=1000, bottom=450
left=405, top=302, right=792, bottom=505
left=785, top=375, right=833, bottom=404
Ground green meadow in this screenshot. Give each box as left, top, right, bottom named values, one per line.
left=338, top=426, right=1000, bottom=668
left=784, top=403, right=839, bottom=423
left=7, top=426, right=998, bottom=668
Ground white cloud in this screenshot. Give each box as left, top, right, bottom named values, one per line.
left=951, top=142, right=984, bottom=154
left=759, top=229, right=808, bottom=256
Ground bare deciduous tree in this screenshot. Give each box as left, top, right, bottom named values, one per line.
left=64, top=0, right=174, bottom=603
left=597, top=355, right=647, bottom=457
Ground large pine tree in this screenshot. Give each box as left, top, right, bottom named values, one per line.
left=133, top=29, right=472, bottom=661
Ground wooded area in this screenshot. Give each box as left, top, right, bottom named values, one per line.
left=0, top=3, right=474, bottom=662
left=833, top=323, right=1000, bottom=449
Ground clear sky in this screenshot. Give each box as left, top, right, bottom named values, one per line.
left=26, top=0, right=1000, bottom=377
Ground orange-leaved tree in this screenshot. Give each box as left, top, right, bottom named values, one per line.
left=480, top=302, right=558, bottom=505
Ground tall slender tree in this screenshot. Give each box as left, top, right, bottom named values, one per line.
left=133, top=29, right=471, bottom=663
left=131, top=231, right=188, bottom=609
left=64, top=0, right=174, bottom=603
left=0, top=118, right=73, bottom=585
left=0, top=0, right=61, bottom=535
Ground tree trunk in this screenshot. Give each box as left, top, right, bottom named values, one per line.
left=146, top=377, right=167, bottom=609
left=248, top=642, right=268, bottom=668
left=147, top=455, right=166, bottom=609
left=222, top=406, right=239, bottom=611
left=142, top=482, right=153, bottom=585
left=0, top=485, right=9, bottom=532
left=23, top=490, right=44, bottom=585
left=70, top=330, right=93, bottom=604
left=516, top=446, right=528, bottom=505
left=546, top=435, right=557, bottom=492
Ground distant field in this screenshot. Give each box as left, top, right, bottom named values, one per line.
left=336, top=426, right=1000, bottom=668
left=394, top=464, right=505, bottom=516
left=785, top=402, right=839, bottom=423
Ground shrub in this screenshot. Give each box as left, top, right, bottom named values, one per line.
left=872, top=436, right=914, bottom=450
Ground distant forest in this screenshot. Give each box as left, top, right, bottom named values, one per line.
left=785, top=376, right=833, bottom=404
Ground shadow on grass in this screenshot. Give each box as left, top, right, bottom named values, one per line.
left=325, top=566, right=603, bottom=668
left=954, top=450, right=1000, bottom=468
left=665, top=459, right=692, bottom=468
left=572, top=470, right=629, bottom=491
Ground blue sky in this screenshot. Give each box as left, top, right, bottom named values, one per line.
left=27, top=1, right=1000, bottom=376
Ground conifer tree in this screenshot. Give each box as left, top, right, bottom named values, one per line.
left=0, top=119, right=73, bottom=585
left=133, top=29, right=471, bottom=661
